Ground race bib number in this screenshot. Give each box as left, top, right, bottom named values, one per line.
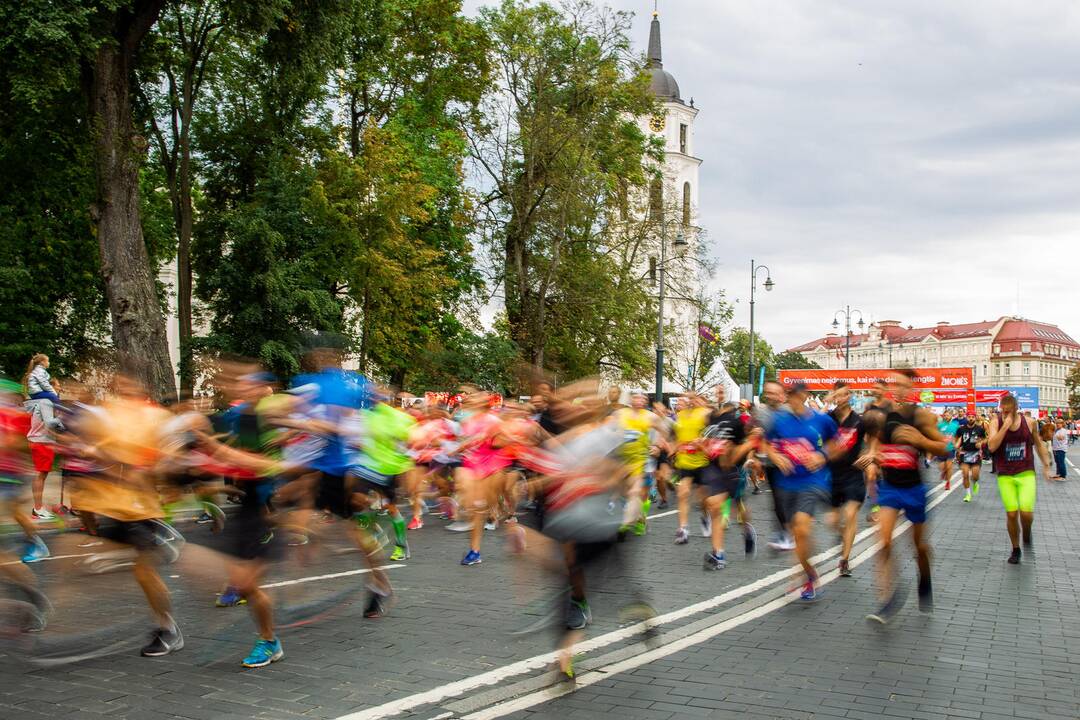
left=880, top=444, right=918, bottom=470
left=837, top=427, right=858, bottom=452
left=1004, top=442, right=1026, bottom=463
left=776, top=438, right=818, bottom=467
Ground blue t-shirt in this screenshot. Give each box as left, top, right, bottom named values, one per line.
left=938, top=419, right=959, bottom=454
left=290, top=368, right=372, bottom=475
left=767, top=407, right=839, bottom=491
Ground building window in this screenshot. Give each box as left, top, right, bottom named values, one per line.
left=679, top=123, right=687, bottom=154
left=649, top=177, right=662, bottom=221
left=1021, top=342, right=1031, bottom=353
left=993, top=344, right=1000, bottom=354
left=1023, top=362, right=1030, bottom=376
left=1005, top=363, right=1010, bottom=376
left=682, top=182, right=691, bottom=225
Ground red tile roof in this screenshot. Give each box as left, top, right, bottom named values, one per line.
left=787, top=317, right=1078, bottom=353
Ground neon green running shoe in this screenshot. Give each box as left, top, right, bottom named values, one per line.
left=389, top=544, right=410, bottom=561
left=972, top=481, right=980, bottom=496
left=633, top=518, right=647, bottom=536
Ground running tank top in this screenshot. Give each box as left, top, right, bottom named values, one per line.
left=880, top=406, right=922, bottom=489
left=993, top=415, right=1035, bottom=477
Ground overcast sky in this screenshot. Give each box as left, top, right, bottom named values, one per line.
left=462, top=0, right=1080, bottom=351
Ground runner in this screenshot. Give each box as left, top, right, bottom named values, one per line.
left=826, top=381, right=867, bottom=578
left=987, top=394, right=1053, bottom=564
left=613, top=392, right=659, bottom=536
left=954, top=412, right=986, bottom=502
left=864, top=368, right=948, bottom=623
left=701, top=386, right=757, bottom=570
left=936, top=410, right=959, bottom=490
left=762, top=382, right=841, bottom=602
left=756, top=381, right=792, bottom=551
left=671, top=394, right=712, bottom=545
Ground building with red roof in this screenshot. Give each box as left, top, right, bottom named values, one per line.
left=788, top=317, right=1079, bottom=412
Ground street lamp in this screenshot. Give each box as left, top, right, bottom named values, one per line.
left=655, top=227, right=687, bottom=405
left=748, top=259, right=774, bottom=399
left=832, top=305, right=865, bottom=369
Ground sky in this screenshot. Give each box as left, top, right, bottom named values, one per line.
left=461, top=0, right=1080, bottom=352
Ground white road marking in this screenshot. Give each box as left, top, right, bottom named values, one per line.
left=645, top=509, right=678, bottom=520
left=463, top=477, right=960, bottom=719
left=1, top=552, right=94, bottom=566
left=259, top=564, right=406, bottom=589
left=333, top=475, right=959, bottom=720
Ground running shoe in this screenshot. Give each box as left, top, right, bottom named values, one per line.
left=917, top=576, right=933, bottom=613
left=195, top=512, right=214, bottom=524
left=699, top=511, right=712, bottom=538
left=1008, top=547, right=1021, bottom=564
left=446, top=521, right=472, bottom=532
left=632, top=518, right=647, bottom=536
left=20, top=536, right=49, bottom=564
left=768, top=533, right=795, bottom=552
left=389, top=544, right=409, bottom=561
left=744, top=523, right=757, bottom=558
left=406, top=516, right=423, bottom=531
left=944, top=478, right=951, bottom=491
left=31, top=507, right=54, bottom=521
left=963, top=491, right=972, bottom=503
left=566, top=599, right=592, bottom=630
left=216, top=587, right=247, bottom=607
left=866, top=504, right=880, bottom=523
left=972, top=481, right=980, bottom=496
left=866, top=587, right=907, bottom=625
left=483, top=520, right=498, bottom=531
left=141, top=624, right=184, bottom=657
left=657, top=499, right=669, bottom=509
left=364, top=593, right=389, bottom=618
left=799, top=578, right=820, bottom=603
left=839, top=558, right=852, bottom=577
left=674, top=527, right=689, bottom=545
left=703, top=551, right=725, bottom=570
left=461, top=549, right=482, bottom=566
left=241, top=638, right=283, bottom=668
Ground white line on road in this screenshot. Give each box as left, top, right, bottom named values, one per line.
left=334, top=475, right=959, bottom=720
left=0, top=552, right=95, bottom=566
left=259, top=564, right=406, bottom=589
left=463, top=478, right=961, bottom=719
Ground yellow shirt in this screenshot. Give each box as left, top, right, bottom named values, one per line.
left=618, top=408, right=653, bottom=473
left=673, top=406, right=711, bottom=470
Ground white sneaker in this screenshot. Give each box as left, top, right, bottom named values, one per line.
left=446, top=521, right=472, bottom=532
left=483, top=520, right=497, bottom=531
left=31, top=507, right=54, bottom=520
left=699, top=512, right=712, bottom=537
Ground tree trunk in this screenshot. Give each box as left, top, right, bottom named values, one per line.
left=177, top=76, right=195, bottom=396
left=89, top=2, right=175, bottom=402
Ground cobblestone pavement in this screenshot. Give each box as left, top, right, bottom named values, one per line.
left=0, top=448, right=1077, bottom=720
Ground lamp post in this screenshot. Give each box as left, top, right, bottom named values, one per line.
left=655, top=224, right=687, bottom=406
left=748, top=259, right=774, bottom=399
left=832, top=306, right=865, bottom=369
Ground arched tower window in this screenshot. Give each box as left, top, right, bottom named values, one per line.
left=649, top=177, right=663, bottom=222
left=681, top=182, right=691, bottom=225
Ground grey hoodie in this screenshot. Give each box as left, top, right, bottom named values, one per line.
left=24, top=398, right=65, bottom=444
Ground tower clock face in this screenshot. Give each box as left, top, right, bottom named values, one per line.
left=649, top=113, right=666, bottom=133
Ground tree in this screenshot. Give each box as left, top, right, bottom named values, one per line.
left=722, top=327, right=775, bottom=387
left=472, top=0, right=660, bottom=378
left=1066, top=365, right=1080, bottom=416
left=0, top=0, right=178, bottom=397
left=666, top=290, right=734, bottom=393
left=774, top=350, right=821, bottom=372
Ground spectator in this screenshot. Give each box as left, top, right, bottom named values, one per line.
left=1051, top=420, right=1069, bottom=480
left=22, top=354, right=59, bottom=403
left=25, top=385, right=64, bottom=520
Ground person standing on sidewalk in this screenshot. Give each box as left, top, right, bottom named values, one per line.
left=1051, top=420, right=1068, bottom=480
left=988, top=395, right=1053, bottom=564
left=24, top=387, right=64, bottom=520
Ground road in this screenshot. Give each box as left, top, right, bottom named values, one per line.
left=0, top=447, right=1078, bottom=720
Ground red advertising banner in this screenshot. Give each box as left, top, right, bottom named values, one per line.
left=777, top=368, right=974, bottom=392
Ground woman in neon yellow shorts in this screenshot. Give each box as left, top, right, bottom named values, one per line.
left=987, top=395, right=1052, bottom=565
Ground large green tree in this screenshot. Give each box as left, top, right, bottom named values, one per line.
left=473, top=0, right=660, bottom=380
left=722, top=327, right=776, bottom=387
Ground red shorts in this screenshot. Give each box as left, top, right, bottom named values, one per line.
left=29, top=443, right=55, bottom=473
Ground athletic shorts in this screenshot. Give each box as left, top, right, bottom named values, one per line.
left=349, top=466, right=398, bottom=504
left=675, top=466, right=706, bottom=485
left=316, top=473, right=355, bottom=519
left=775, top=485, right=829, bottom=519
left=94, top=517, right=179, bottom=559
left=29, top=443, right=55, bottom=473
left=702, top=465, right=740, bottom=497
left=958, top=451, right=982, bottom=467
left=657, top=450, right=671, bottom=468
left=876, top=480, right=927, bottom=524
left=997, top=470, right=1036, bottom=513
left=830, top=471, right=866, bottom=508
left=934, top=455, right=952, bottom=464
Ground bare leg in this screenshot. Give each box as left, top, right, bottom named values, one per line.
left=32, top=471, right=47, bottom=511
left=1005, top=510, right=1020, bottom=549
left=790, top=511, right=815, bottom=577
left=841, top=500, right=859, bottom=561
left=1019, top=511, right=1034, bottom=544
left=676, top=479, right=690, bottom=529
left=875, top=506, right=900, bottom=602
left=911, top=521, right=931, bottom=581
left=706, top=492, right=729, bottom=554
left=132, top=554, right=173, bottom=628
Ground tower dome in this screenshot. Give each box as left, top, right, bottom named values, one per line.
left=646, top=12, right=681, bottom=101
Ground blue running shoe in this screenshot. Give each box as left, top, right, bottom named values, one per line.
left=241, top=637, right=283, bottom=668
left=799, top=578, right=820, bottom=603
left=461, top=549, right=482, bottom=566
left=21, top=536, right=49, bottom=564
left=216, top=587, right=247, bottom=607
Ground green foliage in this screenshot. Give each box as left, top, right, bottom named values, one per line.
left=1066, top=365, right=1080, bottom=415
left=405, top=318, right=519, bottom=395
left=774, top=350, right=821, bottom=371
left=722, top=328, right=776, bottom=386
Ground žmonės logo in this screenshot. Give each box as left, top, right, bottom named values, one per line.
left=940, top=376, right=970, bottom=386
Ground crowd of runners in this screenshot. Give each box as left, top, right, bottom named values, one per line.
left=0, top=350, right=1062, bottom=678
